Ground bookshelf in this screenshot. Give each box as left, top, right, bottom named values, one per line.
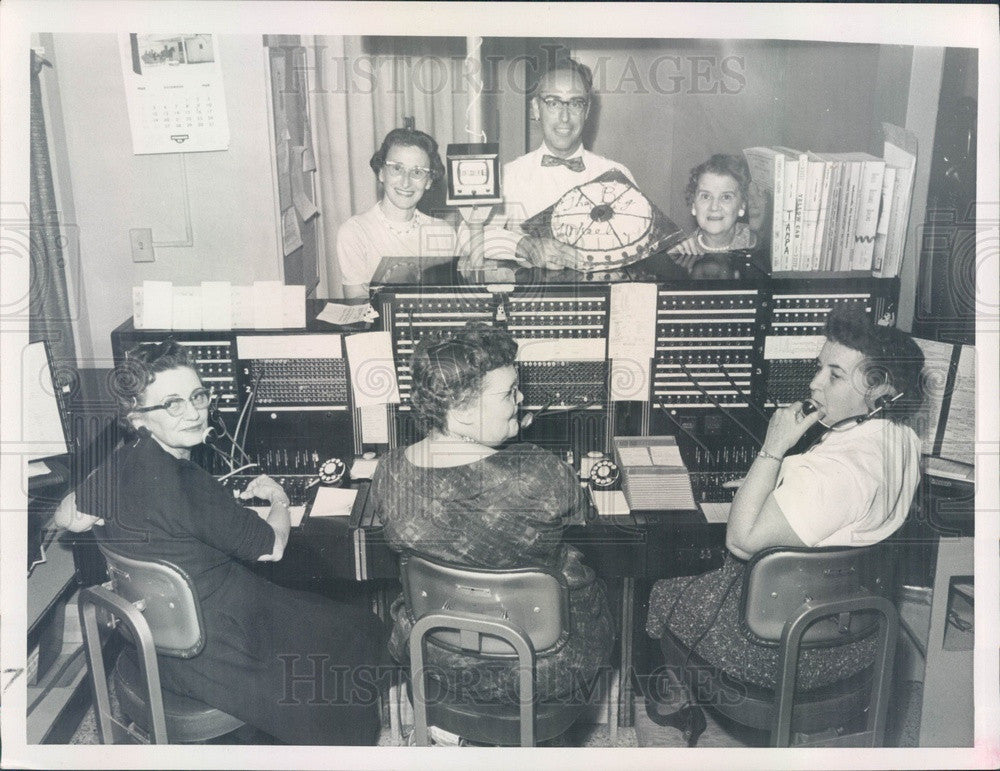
left=744, top=124, right=917, bottom=280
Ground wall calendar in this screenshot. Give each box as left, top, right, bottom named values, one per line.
left=119, top=33, right=230, bottom=154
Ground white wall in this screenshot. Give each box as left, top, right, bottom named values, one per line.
left=49, top=34, right=280, bottom=363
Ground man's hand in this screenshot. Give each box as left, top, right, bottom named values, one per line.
left=515, top=235, right=581, bottom=270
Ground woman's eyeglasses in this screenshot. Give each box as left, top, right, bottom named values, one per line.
left=383, top=161, right=434, bottom=182
left=132, top=388, right=214, bottom=417
left=538, top=95, right=589, bottom=116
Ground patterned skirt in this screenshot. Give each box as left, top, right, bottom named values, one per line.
left=645, top=555, right=878, bottom=690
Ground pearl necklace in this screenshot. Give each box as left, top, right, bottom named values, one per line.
left=378, top=201, right=420, bottom=238
left=696, top=230, right=738, bottom=253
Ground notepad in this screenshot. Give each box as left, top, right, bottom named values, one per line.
left=590, top=488, right=631, bottom=517
left=350, top=458, right=380, bottom=480
left=699, top=502, right=731, bottom=524
left=309, top=486, right=358, bottom=518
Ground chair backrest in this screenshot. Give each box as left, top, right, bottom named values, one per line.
left=97, top=544, right=205, bottom=658
left=400, top=551, right=570, bottom=657
left=740, top=545, right=894, bottom=647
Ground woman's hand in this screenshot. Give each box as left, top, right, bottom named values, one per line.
left=245, top=474, right=291, bottom=563
left=761, top=401, right=825, bottom=459
left=53, top=491, right=104, bottom=533
left=240, top=474, right=290, bottom=507
left=667, top=234, right=702, bottom=271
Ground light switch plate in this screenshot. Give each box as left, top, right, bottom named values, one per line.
left=130, top=228, right=154, bottom=262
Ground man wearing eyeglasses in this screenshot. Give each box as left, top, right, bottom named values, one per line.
left=463, top=58, right=635, bottom=270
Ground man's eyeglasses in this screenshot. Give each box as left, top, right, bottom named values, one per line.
left=383, top=161, right=435, bottom=182
left=132, top=388, right=214, bottom=417
left=538, top=95, right=589, bottom=116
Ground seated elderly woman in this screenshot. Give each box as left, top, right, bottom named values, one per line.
left=370, top=323, right=614, bottom=716
left=645, top=304, right=924, bottom=741
left=57, top=341, right=387, bottom=745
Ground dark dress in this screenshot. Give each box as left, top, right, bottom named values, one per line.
left=77, top=432, right=388, bottom=745
left=370, top=442, right=615, bottom=703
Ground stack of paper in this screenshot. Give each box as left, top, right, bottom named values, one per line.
left=613, top=436, right=695, bottom=510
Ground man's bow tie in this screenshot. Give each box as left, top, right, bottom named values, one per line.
left=541, top=154, right=585, bottom=172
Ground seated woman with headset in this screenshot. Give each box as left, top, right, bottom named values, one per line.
left=370, top=323, right=614, bottom=729
left=57, top=341, right=388, bottom=745
left=645, top=304, right=924, bottom=739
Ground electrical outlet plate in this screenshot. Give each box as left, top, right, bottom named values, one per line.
left=130, top=228, right=154, bottom=262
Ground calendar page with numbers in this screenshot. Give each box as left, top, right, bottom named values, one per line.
left=119, top=33, right=230, bottom=154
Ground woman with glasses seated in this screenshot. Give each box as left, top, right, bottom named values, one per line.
left=337, top=127, right=457, bottom=299
left=370, top=323, right=614, bottom=723
left=64, top=341, right=388, bottom=745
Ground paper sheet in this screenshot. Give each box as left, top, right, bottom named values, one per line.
left=290, top=146, right=319, bottom=220
left=301, top=119, right=316, bottom=172
left=252, top=280, right=285, bottom=329
left=282, top=284, right=306, bottom=329
left=617, top=446, right=653, bottom=466
left=132, top=286, right=146, bottom=328
left=590, top=488, right=631, bottom=517
left=763, top=335, right=825, bottom=360
left=309, top=486, right=358, bottom=517
left=142, top=280, right=173, bottom=329
left=608, top=283, right=657, bottom=400
left=201, top=281, right=233, bottom=330
left=281, top=207, right=303, bottom=256
left=515, top=338, right=606, bottom=362
left=28, top=460, right=52, bottom=478
left=358, top=405, right=390, bottom=444
left=236, top=333, right=342, bottom=360
left=940, top=345, right=975, bottom=466
left=231, top=285, right=255, bottom=329
left=316, top=302, right=378, bottom=326
left=276, top=137, right=292, bottom=203
left=913, top=337, right=954, bottom=454
left=350, top=457, right=380, bottom=480
left=649, top=444, right=684, bottom=466
left=345, top=332, right=400, bottom=406
left=172, top=285, right=202, bottom=330
left=700, top=502, right=731, bottom=523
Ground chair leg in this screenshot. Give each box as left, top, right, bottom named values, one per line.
left=388, top=681, right=402, bottom=745
left=609, top=667, right=620, bottom=742
left=78, top=600, right=114, bottom=744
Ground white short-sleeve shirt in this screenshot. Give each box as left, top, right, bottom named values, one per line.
left=460, top=144, right=635, bottom=262
left=771, top=419, right=921, bottom=547
left=336, top=203, right=457, bottom=287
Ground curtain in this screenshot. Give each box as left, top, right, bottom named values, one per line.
left=309, top=36, right=469, bottom=297
left=29, top=50, right=76, bottom=367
